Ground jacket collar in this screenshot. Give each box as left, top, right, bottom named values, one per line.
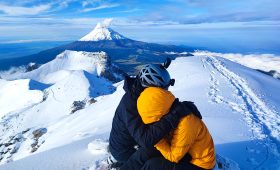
left=123, top=76, right=145, bottom=99
left=123, top=76, right=135, bottom=93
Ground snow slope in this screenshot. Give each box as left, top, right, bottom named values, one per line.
left=0, top=50, right=118, bottom=164
left=193, top=51, right=280, bottom=79
left=0, top=79, right=45, bottom=118
left=1, top=55, right=280, bottom=170
left=2, top=50, right=111, bottom=84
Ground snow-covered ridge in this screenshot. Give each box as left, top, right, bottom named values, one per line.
left=193, top=51, right=280, bottom=79
left=164, top=50, right=280, bottom=79
left=165, top=51, right=189, bottom=55
left=79, top=22, right=126, bottom=41
left=2, top=50, right=122, bottom=84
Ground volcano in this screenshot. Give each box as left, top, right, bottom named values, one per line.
left=0, top=20, right=194, bottom=74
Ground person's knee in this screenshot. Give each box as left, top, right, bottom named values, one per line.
left=135, top=147, right=161, bottom=161
left=110, top=150, right=135, bottom=163
left=141, top=158, right=157, bottom=170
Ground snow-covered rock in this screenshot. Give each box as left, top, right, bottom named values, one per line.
left=79, top=21, right=126, bottom=41
left=25, top=63, right=39, bottom=72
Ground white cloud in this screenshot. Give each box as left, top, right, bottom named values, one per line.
left=118, top=8, right=142, bottom=13
left=57, top=0, right=81, bottom=9
left=101, top=18, right=113, bottom=27
left=59, top=1, right=69, bottom=8
left=0, top=39, right=57, bottom=44
left=0, top=4, right=51, bottom=16
left=81, top=0, right=102, bottom=7
left=81, top=4, right=119, bottom=12
left=82, top=1, right=90, bottom=7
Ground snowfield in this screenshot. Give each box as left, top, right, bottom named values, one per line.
left=0, top=52, right=280, bottom=170
left=193, top=51, right=280, bottom=79
left=0, top=79, right=44, bottom=118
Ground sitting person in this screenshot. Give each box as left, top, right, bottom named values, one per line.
left=109, top=59, right=194, bottom=169
left=135, top=87, right=216, bottom=170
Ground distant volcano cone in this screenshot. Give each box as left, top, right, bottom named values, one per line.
left=0, top=19, right=193, bottom=74
left=79, top=21, right=126, bottom=41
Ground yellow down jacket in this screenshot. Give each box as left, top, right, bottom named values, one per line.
left=137, top=87, right=216, bottom=169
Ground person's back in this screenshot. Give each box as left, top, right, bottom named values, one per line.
left=109, top=76, right=140, bottom=162
left=169, top=113, right=216, bottom=168
left=137, top=87, right=216, bottom=169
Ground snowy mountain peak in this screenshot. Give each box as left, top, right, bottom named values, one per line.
left=79, top=20, right=126, bottom=41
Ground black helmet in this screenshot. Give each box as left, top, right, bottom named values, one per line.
left=138, top=58, right=175, bottom=88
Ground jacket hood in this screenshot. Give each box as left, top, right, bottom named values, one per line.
left=137, top=87, right=175, bottom=124
left=123, top=76, right=135, bottom=93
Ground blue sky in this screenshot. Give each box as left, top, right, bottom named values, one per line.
left=0, top=0, right=279, bottom=53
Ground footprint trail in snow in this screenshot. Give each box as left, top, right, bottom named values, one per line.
left=201, top=55, right=280, bottom=169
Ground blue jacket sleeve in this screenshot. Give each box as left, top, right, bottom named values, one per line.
left=123, top=95, right=181, bottom=147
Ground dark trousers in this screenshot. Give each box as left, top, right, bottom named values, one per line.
left=142, top=157, right=206, bottom=170
left=109, top=144, right=137, bottom=163
left=120, top=147, right=161, bottom=170
left=120, top=147, right=204, bottom=170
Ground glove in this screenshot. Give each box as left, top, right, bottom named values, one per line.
left=182, top=101, right=202, bottom=119
left=165, top=99, right=202, bottom=129
left=169, top=98, right=193, bottom=118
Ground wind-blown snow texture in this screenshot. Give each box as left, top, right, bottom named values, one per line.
left=0, top=53, right=280, bottom=170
